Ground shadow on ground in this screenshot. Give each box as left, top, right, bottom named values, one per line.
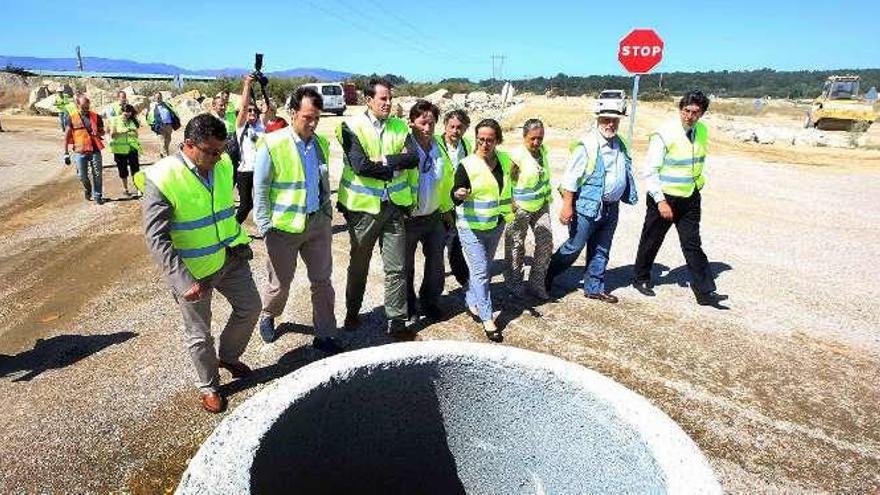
left=0, top=331, right=137, bottom=382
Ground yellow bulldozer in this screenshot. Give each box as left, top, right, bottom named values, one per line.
left=805, top=75, right=878, bottom=131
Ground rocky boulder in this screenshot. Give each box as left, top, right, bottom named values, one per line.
left=33, top=94, right=64, bottom=116
left=424, top=88, right=450, bottom=104
left=28, top=86, right=50, bottom=107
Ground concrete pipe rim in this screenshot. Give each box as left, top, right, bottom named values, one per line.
left=177, top=341, right=721, bottom=494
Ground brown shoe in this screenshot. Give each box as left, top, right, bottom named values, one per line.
left=219, top=360, right=252, bottom=378
left=585, top=292, right=619, bottom=304
left=200, top=392, right=226, bottom=414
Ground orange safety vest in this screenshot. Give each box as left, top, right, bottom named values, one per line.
left=68, top=111, right=105, bottom=153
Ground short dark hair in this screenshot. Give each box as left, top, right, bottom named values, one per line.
left=679, top=90, right=710, bottom=112
left=474, top=118, right=503, bottom=144
left=522, top=118, right=544, bottom=136
left=117, top=90, right=127, bottom=98
left=365, top=78, right=393, bottom=98
left=289, top=87, right=324, bottom=112
left=408, top=100, right=439, bottom=122
left=185, top=114, right=227, bottom=143
left=443, top=109, right=470, bottom=128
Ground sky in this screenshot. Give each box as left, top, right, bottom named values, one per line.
left=2, top=0, right=877, bottom=81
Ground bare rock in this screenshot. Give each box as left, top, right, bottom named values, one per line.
left=424, top=88, right=450, bottom=104
left=754, top=128, right=776, bottom=145
left=467, top=91, right=490, bottom=103
left=28, top=86, right=50, bottom=107
left=33, top=94, right=64, bottom=116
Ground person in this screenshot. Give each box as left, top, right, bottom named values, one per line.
left=544, top=108, right=638, bottom=302
left=104, top=90, right=128, bottom=120
left=54, top=90, right=77, bottom=131
left=221, top=89, right=238, bottom=134
left=234, top=76, right=266, bottom=225
left=335, top=78, right=419, bottom=336
left=434, top=109, right=472, bottom=288
left=146, top=92, right=179, bottom=158
left=253, top=87, right=343, bottom=353
left=262, top=100, right=288, bottom=132
left=134, top=114, right=260, bottom=414
left=505, top=118, right=553, bottom=301
left=211, top=94, right=241, bottom=178
left=64, top=95, right=105, bottom=204
left=404, top=100, right=445, bottom=322
left=451, top=119, right=514, bottom=342
left=108, top=103, right=142, bottom=197
left=632, top=90, right=728, bottom=307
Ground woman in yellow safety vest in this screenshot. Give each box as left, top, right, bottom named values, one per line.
left=451, top=118, right=515, bottom=342
left=109, top=104, right=142, bottom=197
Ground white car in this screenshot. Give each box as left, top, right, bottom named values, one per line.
left=594, top=90, right=627, bottom=115
left=299, top=82, right=346, bottom=116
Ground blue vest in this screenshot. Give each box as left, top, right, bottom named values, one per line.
left=573, top=133, right=638, bottom=219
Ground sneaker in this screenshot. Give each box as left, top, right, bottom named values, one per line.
left=259, top=316, right=276, bottom=343
left=312, top=337, right=345, bottom=354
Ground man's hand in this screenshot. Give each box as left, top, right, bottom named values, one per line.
left=453, top=187, right=470, bottom=201
left=243, top=74, right=255, bottom=87
left=63, top=152, right=71, bottom=165
left=559, top=202, right=574, bottom=225
left=657, top=200, right=674, bottom=221
left=183, top=282, right=205, bottom=302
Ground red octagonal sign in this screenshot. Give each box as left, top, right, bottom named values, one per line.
left=619, top=29, right=664, bottom=74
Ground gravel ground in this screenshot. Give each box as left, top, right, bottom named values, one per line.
left=0, top=106, right=878, bottom=494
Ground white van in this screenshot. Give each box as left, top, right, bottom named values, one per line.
left=299, top=82, right=346, bottom=116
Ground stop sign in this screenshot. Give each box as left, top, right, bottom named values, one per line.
left=618, top=29, right=664, bottom=74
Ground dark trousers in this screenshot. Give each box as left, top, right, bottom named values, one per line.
left=546, top=202, right=620, bottom=294
left=236, top=171, right=254, bottom=225
left=404, top=212, right=446, bottom=315
left=633, top=191, right=716, bottom=295
left=113, top=151, right=140, bottom=179
left=443, top=214, right=470, bottom=286
left=343, top=203, right=408, bottom=321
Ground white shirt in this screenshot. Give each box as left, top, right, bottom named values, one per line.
left=236, top=120, right=266, bottom=173
left=599, top=135, right=627, bottom=202
left=412, top=139, right=443, bottom=216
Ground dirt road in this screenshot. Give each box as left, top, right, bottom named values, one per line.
left=0, top=106, right=878, bottom=493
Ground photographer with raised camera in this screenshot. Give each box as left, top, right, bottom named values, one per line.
left=234, top=74, right=266, bottom=226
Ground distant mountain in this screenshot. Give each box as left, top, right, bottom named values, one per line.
left=0, top=55, right=353, bottom=81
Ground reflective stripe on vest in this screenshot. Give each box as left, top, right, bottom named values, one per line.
left=455, top=152, right=513, bottom=231
left=69, top=111, right=104, bottom=153
left=109, top=118, right=140, bottom=154
left=336, top=113, right=413, bottom=214
left=510, top=144, right=551, bottom=212
left=134, top=154, right=250, bottom=279
left=261, top=130, right=330, bottom=234
left=654, top=120, right=708, bottom=197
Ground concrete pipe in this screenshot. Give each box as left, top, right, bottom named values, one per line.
left=177, top=341, right=721, bottom=494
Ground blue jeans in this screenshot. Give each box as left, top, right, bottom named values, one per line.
left=74, top=152, right=103, bottom=200
left=457, top=223, right=504, bottom=322
left=546, top=202, right=620, bottom=294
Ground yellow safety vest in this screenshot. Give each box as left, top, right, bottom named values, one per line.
left=336, top=113, right=414, bottom=214
left=109, top=118, right=141, bottom=154
left=653, top=120, right=708, bottom=198
left=455, top=152, right=513, bottom=231
left=133, top=154, right=250, bottom=279
left=509, top=144, right=551, bottom=212
left=260, top=130, right=330, bottom=234
left=434, top=134, right=473, bottom=213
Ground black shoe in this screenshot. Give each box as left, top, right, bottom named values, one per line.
left=313, top=337, right=345, bottom=354
left=84, top=191, right=92, bottom=201
left=422, top=303, right=443, bottom=320
left=388, top=319, right=415, bottom=341
left=544, top=274, right=555, bottom=294
left=343, top=312, right=360, bottom=331
left=632, top=280, right=655, bottom=297
left=95, top=196, right=105, bottom=205
left=259, top=316, right=276, bottom=343
left=695, top=291, right=728, bottom=306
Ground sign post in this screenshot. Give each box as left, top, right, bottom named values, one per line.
left=618, top=28, right=664, bottom=145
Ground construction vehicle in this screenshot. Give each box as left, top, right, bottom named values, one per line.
left=804, top=75, right=878, bottom=131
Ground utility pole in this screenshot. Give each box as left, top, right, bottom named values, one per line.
left=75, top=46, right=84, bottom=71
left=490, top=54, right=506, bottom=81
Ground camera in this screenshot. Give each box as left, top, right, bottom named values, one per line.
left=252, top=53, right=269, bottom=87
